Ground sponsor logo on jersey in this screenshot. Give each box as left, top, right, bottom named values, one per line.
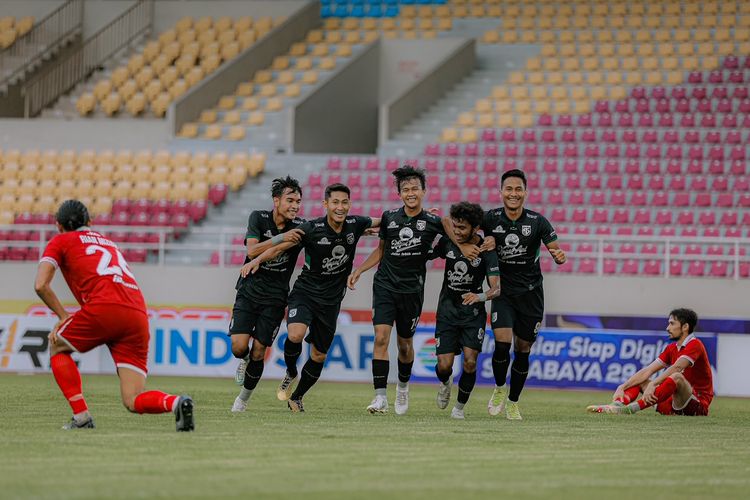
left=522, top=225, right=532, bottom=236
left=346, top=233, right=355, bottom=245
left=501, top=232, right=528, bottom=259
left=493, top=225, right=506, bottom=234
left=346, top=218, right=355, bottom=223
left=288, top=309, right=297, bottom=318
left=447, top=260, right=474, bottom=289
left=315, top=222, right=325, bottom=227
left=388, top=221, right=398, bottom=229
left=526, top=213, right=538, bottom=219
left=505, top=234, right=520, bottom=247
left=391, top=227, right=422, bottom=253
left=264, top=252, right=290, bottom=268
left=416, top=220, right=426, bottom=231
left=318, top=237, right=331, bottom=245
left=446, top=250, right=456, bottom=259
left=478, top=328, right=485, bottom=341
left=264, top=230, right=273, bottom=238
left=260, top=212, right=269, bottom=218
left=322, top=245, right=350, bottom=272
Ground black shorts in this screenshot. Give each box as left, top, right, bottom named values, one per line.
left=229, top=291, right=285, bottom=347
left=372, top=284, right=424, bottom=339
left=287, top=290, right=341, bottom=354
left=490, top=286, right=544, bottom=343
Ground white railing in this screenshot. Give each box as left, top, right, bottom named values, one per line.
left=1, top=225, right=749, bottom=277
left=21, top=0, right=153, bottom=117
left=0, top=0, right=83, bottom=88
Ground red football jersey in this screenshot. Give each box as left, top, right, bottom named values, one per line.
left=41, top=229, right=147, bottom=313
left=658, top=334, right=714, bottom=406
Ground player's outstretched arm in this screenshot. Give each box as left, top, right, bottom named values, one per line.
left=348, top=240, right=384, bottom=290
left=241, top=241, right=297, bottom=277
left=546, top=240, right=567, bottom=265
left=612, top=359, right=664, bottom=402
left=34, top=262, right=70, bottom=344
left=441, top=216, right=480, bottom=260
left=246, top=229, right=304, bottom=259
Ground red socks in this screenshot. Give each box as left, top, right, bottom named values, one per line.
left=616, top=385, right=642, bottom=404
left=50, top=353, right=88, bottom=414
left=133, top=391, right=179, bottom=414
left=637, top=377, right=677, bottom=410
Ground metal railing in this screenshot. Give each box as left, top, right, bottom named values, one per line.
left=21, top=0, right=154, bottom=117
left=0, top=0, right=83, bottom=88
left=1, top=225, right=749, bottom=278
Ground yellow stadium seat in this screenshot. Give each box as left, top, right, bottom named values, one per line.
left=178, top=29, right=197, bottom=46
left=76, top=93, right=96, bottom=116
left=125, top=93, right=146, bottom=116
left=295, top=57, right=313, bottom=71
left=178, top=123, right=199, bottom=138
left=254, top=70, right=273, bottom=84
left=276, top=70, right=294, bottom=85
left=259, top=84, right=276, bottom=97
left=236, top=82, right=254, bottom=97
left=16, top=16, right=34, bottom=37
left=201, top=55, right=221, bottom=74
left=93, top=79, right=113, bottom=101
left=158, top=29, right=177, bottom=46
left=223, top=110, right=241, bottom=125
left=203, top=124, right=222, bottom=140
left=335, top=44, right=352, bottom=57
left=241, top=97, right=260, bottom=111
left=175, top=16, right=193, bottom=33
left=301, top=71, right=318, bottom=85
left=284, top=83, right=301, bottom=98
left=218, top=95, right=236, bottom=110
left=101, top=93, right=122, bottom=116
left=150, top=93, right=171, bottom=117
left=247, top=111, right=264, bottom=126
left=221, top=41, right=240, bottom=60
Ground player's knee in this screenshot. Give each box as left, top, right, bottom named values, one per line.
left=374, top=336, right=389, bottom=350
left=231, top=345, right=248, bottom=359
left=250, top=343, right=267, bottom=361
left=670, top=372, right=686, bottom=384
left=310, top=350, right=326, bottom=363
left=463, top=358, right=477, bottom=373
left=397, top=344, right=412, bottom=358
left=436, top=359, right=452, bottom=373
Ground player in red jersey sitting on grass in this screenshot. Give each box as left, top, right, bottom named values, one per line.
left=35, top=200, right=194, bottom=431
left=587, top=308, right=713, bottom=416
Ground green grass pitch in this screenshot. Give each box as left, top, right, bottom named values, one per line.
left=2, top=373, right=749, bottom=500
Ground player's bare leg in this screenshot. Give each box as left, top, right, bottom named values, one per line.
left=395, top=336, right=414, bottom=415
left=368, top=324, right=393, bottom=414
left=50, top=338, right=95, bottom=429
left=452, top=347, right=479, bottom=420
left=488, top=327, right=513, bottom=416
left=288, top=345, right=327, bottom=413
left=119, top=367, right=194, bottom=431
left=233, top=340, right=267, bottom=412
left=231, top=333, right=251, bottom=386
left=591, top=374, right=694, bottom=415
left=435, top=353, right=455, bottom=409
left=278, top=323, right=306, bottom=400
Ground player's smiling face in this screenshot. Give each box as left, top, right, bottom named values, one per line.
left=666, top=315, right=688, bottom=340
left=324, top=190, right=351, bottom=224
left=451, top=218, right=476, bottom=244
left=398, top=177, right=425, bottom=210
left=274, top=188, right=302, bottom=221
left=501, top=177, right=526, bottom=211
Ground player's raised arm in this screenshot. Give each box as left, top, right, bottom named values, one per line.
left=242, top=240, right=298, bottom=277
left=246, top=229, right=304, bottom=259
left=441, top=216, right=480, bottom=260
left=347, top=240, right=384, bottom=290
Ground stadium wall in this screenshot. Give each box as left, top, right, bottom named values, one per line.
left=0, top=1, right=65, bottom=20
left=379, top=38, right=476, bottom=145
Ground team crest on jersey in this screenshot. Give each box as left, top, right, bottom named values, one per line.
left=416, top=220, right=426, bottom=231
left=388, top=221, right=398, bottom=229
left=318, top=237, right=331, bottom=245
left=478, top=328, right=485, bottom=341
left=522, top=225, right=532, bottom=236
left=346, top=233, right=355, bottom=245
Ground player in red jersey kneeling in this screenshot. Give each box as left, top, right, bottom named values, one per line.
left=587, top=308, right=713, bottom=416
left=35, top=200, right=194, bottom=431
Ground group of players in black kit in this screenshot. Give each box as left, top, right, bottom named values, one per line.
left=228, top=166, right=567, bottom=420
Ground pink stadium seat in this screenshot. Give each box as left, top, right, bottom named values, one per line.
left=699, top=211, right=716, bottom=226
left=445, top=143, right=459, bottom=156
left=695, top=193, right=711, bottom=207
left=621, top=259, right=639, bottom=275
left=481, top=129, right=496, bottom=142
left=603, top=259, right=617, bottom=274
left=424, top=144, right=440, bottom=156
left=643, top=260, right=661, bottom=276
left=327, top=157, right=342, bottom=169
left=655, top=209, right=672, bottom=225
left=483, top=144, right=499, bottom=157
left=616, top=226, right=633, bottom=236
left=590, top=191, right=605, bottom=206
left=463, top=159, right=478, bottom=173
left=365, top=158, right=379, bottom=171
left=609, top=191, right=626, bottom=206
left=633, top=209, right=650, bottom=224
left=687, top=261, right=706, bottom=277
left=720, top=211, right=738, bottom=226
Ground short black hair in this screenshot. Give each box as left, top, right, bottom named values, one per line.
left=271, top=175, right=302, bottom=198
left=501, top=169, right=527, bottom=189
left=392, top=165, right=426, bottom=192
left=449, top=202, right=484, bottom=228
left=56, top=199, right=90, bottom=231
left=670, top=308, right=698, bottom=334
left=325, top=183, right=350, bottom=200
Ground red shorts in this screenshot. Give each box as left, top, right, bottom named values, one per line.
left=656, top=394, right=711, bottom=416
left=56, top=303, right=150, bottom=377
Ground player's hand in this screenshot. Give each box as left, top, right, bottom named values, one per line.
left=461, top=292, right=481, bottom=305
left=364, top=227, right=379, bottom=236
left=479, top=237, right=496, bottom=253
left=283, top=228, right=304, bottom=244
left=642, top=383, right=657, bottom=405
left=612, top=385, right=626, bottom=403
left=428, top=207, right=440, bottom=216
left=48, top=315, right=70, bottom=346
left=549, top=247, right=567, bottom=265
left=347, top=269, right=362, bottom=290
left=240, top=259, right=261, bottom=278
left=459, top=243, right=480, bottom=260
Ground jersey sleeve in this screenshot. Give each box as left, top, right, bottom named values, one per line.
left=245, top=211, right=263, bottom=242
left=378, top=211, right=389, bottom=240
left=297, top=221, right=315, bottom=246
left=429, top=237, right=448, bottom=260
left=481, top=211, right=495, bottom=236
left=657, top=344, right=673, bottom=367
left=41, top=235, right=65, bottom=269
left=432, top=214, right=447, bottom=236
left=355, top=215, right=373, bottom=237
left=540, top=215, right=558, bottom=245
left=679, top=339, right=703, bottom=366
left=484, top=250, right=500, bottom=276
